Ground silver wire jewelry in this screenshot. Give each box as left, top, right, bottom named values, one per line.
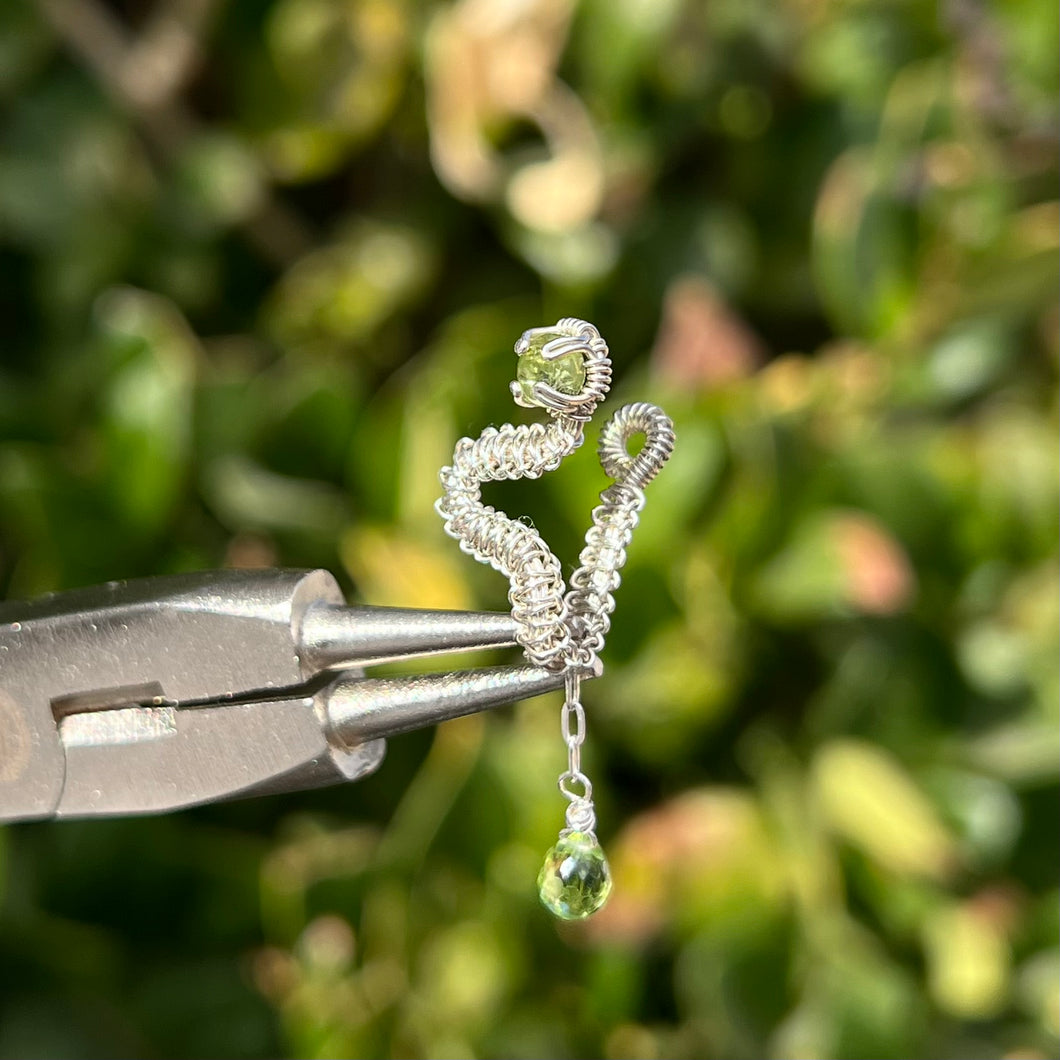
left=436, top=318, right=675, bottom=920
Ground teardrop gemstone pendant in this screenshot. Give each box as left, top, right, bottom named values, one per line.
left=537, top=830, right=613, bottom=920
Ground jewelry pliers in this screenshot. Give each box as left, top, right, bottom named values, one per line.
left=0, top=567, right=576, bottom=822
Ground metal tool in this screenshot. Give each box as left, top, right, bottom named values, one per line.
left=0, top=568, right=590, bottom=822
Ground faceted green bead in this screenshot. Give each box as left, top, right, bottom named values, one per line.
left=516, top=330, right=586, bottom=405
left=537, top=831, right=612, bottom=920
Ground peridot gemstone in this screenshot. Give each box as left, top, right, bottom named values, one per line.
left=515, top=330, right=586, bottom=405
left=537, top=831, right=612, bottom=920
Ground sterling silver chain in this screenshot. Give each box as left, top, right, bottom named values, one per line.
left=436, top=319, right=674, bottom=838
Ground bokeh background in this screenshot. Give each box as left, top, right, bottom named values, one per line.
left=1, top=0, right=1057, bottom=1057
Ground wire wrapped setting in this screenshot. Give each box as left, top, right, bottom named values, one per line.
left=436, top=317, right=675, bottom=918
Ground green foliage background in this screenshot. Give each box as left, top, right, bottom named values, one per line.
left=1, top=0, right=1057, bottom=1057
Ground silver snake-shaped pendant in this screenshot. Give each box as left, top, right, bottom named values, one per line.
left=436, top=317, right=675, bottom=920
left=436, top=318, right=674, bottom=673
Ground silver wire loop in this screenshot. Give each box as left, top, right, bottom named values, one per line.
left=598, top=401, right=677, bottom=490
left=561, top=700, right=586, bottom=746
left=564, top=797, right=597, bottom=834
left=558, top=770, right=593, bottom=803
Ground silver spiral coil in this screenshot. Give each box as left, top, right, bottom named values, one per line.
left=564, top=492, right=643, bottom=668
left=598, top=401, right=677, bottom=489
left=436, top=417, right=584, bottom=670
left=453, top=418, right=583, bottom=482
left=565, top=401, right=676, bottom=671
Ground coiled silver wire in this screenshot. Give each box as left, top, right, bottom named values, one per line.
left=437, top=320, right=675, bottom=832
left=565, top=401, right=677, bottom=672
left=436, top=416, right=585, bottom=670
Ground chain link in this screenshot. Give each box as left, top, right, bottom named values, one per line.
left=561, top=672, right=586, bottom=770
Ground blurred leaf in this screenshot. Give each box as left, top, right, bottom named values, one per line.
left=170, top=132, right=265, bottom=231
left=94, top=288, right=196, bottom=533
left=751, top=509, right=914, bottom=622
left=264, top=217, right=436, bottom=357
left=202, top=454, right=347, bottom=537
left=813, top=739, right=959, bottom=881
left=813, top=148, right=920, bottom=339
left=264, top=0, right=409, bottom=181
left=605, top=623, right=738, bottom=764
left=340, top=525, right=471, bottom=610
left=1017, top=947, right=1060, bottom=1038
left=923, top=898, right=1011, bottom=1019
left=0, top=0, right=51, bottom=100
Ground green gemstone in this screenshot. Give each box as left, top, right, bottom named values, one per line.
left=515, top=330, right=586, bottom=405
left=537, top=831, right=612, bottom=920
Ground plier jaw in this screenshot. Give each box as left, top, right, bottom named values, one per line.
left=0, top=568, right=583, bottom=822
